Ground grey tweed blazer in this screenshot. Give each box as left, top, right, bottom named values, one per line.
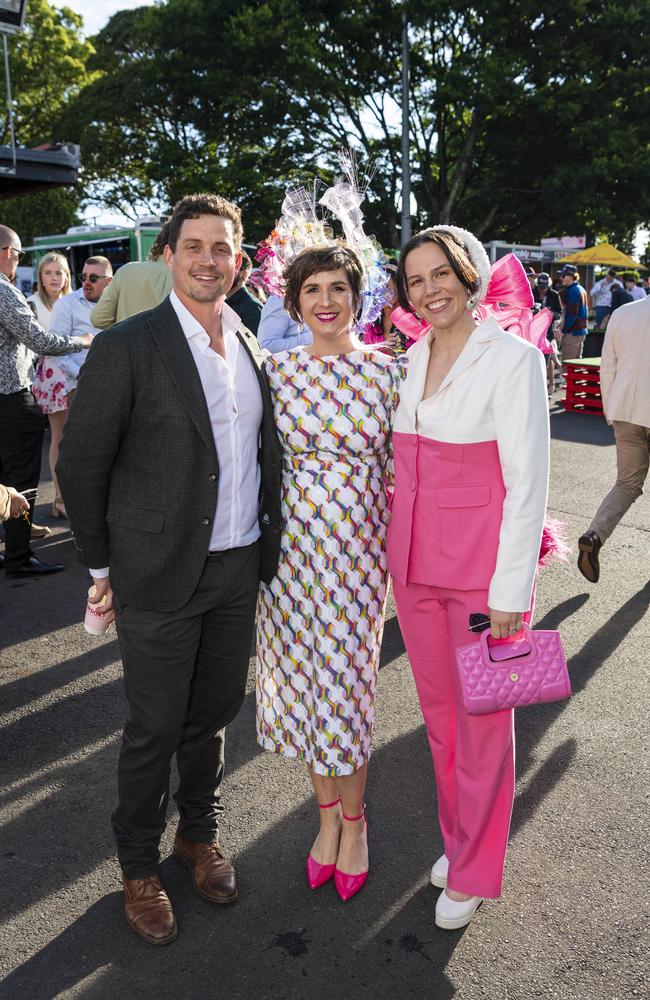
left=57, top=297, right=282, bottom=612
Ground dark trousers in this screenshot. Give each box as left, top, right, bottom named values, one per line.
left=111, top=542, right=260, bottom=879
left=0, top=390, right=44, bottom=571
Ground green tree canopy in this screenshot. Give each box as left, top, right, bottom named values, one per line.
left=0, top=0, right=94, bottom=241
left=55, top=0, right=650, bottom=249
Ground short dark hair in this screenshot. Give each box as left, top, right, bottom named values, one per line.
left=167, top=193, right=243, bottom=252
left=84, top=255, right=112, bottom=274
left=148, top=221, right=171, bottom=261
left=283, top=245, right=364, bottom=322
left=395, top=229, right=479, bottom=312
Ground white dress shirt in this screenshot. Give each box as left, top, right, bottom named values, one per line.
left=394, top=316, right=550, bottom=611
left=90, top=292, right=262, bottom=578
left=48, top=287, right=100, bottom=380
left=171, top=291, right=262, bottom=551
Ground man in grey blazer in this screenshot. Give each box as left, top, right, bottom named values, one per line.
left=58, top=193, right=282, bottom=945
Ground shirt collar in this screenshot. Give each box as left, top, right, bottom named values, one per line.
left=170, top=289, right=241, bottom=342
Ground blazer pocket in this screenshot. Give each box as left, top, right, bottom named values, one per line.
left=106, top=499, right=166, bottom=533
left=434, top=485, right=491, bottom=508
left=434, top=485, right=492, bottom=561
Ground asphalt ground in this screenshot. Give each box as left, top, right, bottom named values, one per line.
left=0, top=396, right=648, bottom=1000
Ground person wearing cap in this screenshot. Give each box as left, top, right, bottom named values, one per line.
left=559, top=264, right=588, bottom=366
left=589, top=268, right=621, bottom=329
left=388, top=226, right=549, bottom=930
left=524, top=266, right=537, bottom=290
left=535, top=272, right=562, bottom=321
left=578, top=292, right=650, bottom=583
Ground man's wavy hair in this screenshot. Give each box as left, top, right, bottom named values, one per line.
left=167, top=193, right=243, bottom=252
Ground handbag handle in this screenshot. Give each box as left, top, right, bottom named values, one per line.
left=479, top=622, right=537, bottom=664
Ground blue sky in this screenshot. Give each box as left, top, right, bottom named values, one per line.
left=52, top=0, right=156, bottom=36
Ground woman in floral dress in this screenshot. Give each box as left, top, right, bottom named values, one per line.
left=30, top=252, right=72, bottom=517
left=256, top=245, right=405, bottom=901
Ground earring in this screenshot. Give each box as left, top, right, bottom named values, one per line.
left=466, top=297, right=475, bottom=311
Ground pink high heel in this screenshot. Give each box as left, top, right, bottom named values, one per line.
left=334, top=807, right=368, bottom=902
left=306, top=798, right=341, bottom=890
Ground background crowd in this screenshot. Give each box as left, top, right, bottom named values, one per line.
left=1, top=217, right=649, bottom=578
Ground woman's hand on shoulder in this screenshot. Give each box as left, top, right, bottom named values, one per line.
left=488, top=607, right=524, bottom=639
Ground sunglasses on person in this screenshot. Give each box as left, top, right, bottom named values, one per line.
left=1, top=245, right=25, bottom=260
left=79, top=272, right=108, bottom=284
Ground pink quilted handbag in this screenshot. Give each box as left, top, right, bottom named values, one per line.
left=455, top=623, right=571, bottom=714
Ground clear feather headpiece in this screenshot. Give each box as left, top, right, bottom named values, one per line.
left=256, top=150, right=392, bottom=327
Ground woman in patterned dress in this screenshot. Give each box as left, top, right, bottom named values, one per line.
left=256, top=245, right=405, bottom=901
left=29, top=252, right=72, bottom=517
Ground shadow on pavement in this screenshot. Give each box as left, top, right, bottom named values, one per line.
left=513, top=580, right=649, bottom=816
left=0, top=638, right=119, bottom=715
left=2, top=582, right=647, bottom=996
left=534, top=593, right=590, bottom=631
left=550, top=410, right=613, bottom=447
left=378, top=611, right=405, bottom=670
left=1, top=729, right=458, bottom=1000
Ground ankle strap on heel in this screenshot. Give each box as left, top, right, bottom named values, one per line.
left=318, top=798, right=340, bottom=810
left=342, top=808, right=365, bottom=822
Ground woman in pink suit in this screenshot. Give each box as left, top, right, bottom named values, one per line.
left=387, top=226, right=549, bottom=930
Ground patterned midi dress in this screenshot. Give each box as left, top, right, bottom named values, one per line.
left=256, top=347, right=407, bottom=776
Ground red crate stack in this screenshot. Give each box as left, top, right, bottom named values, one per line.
left=563, top=359, right=603, bottom=414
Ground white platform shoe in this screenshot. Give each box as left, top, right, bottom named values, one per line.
left=430, top=854, right=449, bottom=888
left=435, top=889, right=484, bottom=930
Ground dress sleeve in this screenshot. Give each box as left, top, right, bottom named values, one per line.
left=385, top=354, right=409, bottom=491
left=488, top=346, right=549, bottom=613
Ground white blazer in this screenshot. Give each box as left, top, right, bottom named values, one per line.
left=394, top=316, right=550, bottom=611
left=600, top=296, right=650, bottom=428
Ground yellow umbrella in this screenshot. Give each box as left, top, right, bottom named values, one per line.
left=557, top=243, right=640, bottom=268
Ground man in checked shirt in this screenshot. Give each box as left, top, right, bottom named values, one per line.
left=0, top=225, right=92, bottom=577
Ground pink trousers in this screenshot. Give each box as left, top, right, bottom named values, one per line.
left=392, top=580, right=515, bottom=898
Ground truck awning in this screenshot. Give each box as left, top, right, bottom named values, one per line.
left=0, top=144, right=80, bottom=198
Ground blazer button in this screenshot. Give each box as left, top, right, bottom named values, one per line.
left=202, top=517, right=210, bottom=525
left=208, top=473, right=216, bottom=481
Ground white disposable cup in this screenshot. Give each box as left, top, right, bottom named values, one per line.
left=84, top=585, right=110, bottom=636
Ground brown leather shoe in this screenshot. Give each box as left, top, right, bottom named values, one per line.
left=123, top=875, right=177, bottom=946
left=173, top=836, right=238, bottom=904
left=578, top=530, right=602, bottom=583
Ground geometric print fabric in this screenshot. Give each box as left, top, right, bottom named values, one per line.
left=256, top=347, right=407, bottom=775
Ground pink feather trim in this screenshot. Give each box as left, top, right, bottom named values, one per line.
left=538, top=516, right=570, bottom=567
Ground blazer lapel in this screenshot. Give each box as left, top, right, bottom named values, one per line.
left=236, top=323, right=275, bottom=423
left=147, top=299, right=217, bottom=455
left=434, top=317, right=502, bottom=396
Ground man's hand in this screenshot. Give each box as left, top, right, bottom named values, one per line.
left=90, top=576, right=116, bottom=626
left=488, top=607, right=524, bottom=640
left=7, top=487, right=30, bottom=519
